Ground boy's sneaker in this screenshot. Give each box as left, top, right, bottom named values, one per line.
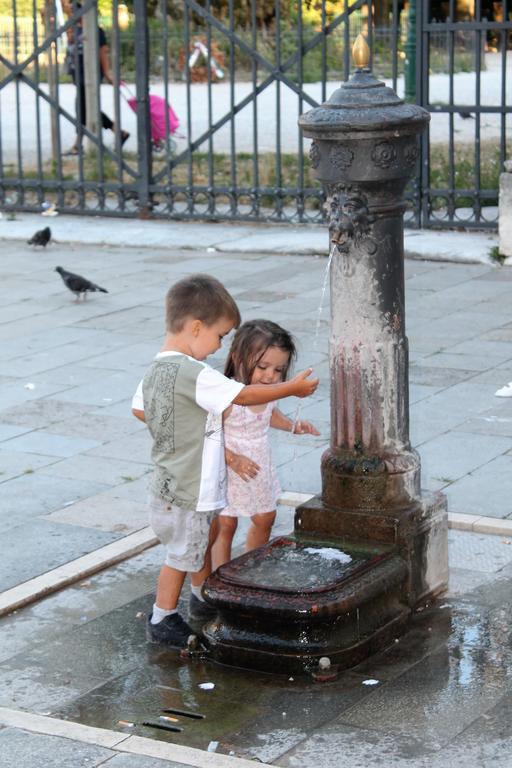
left=188, top=594, right=217, bottom=622
left=146, top=612, right=194, bottom=648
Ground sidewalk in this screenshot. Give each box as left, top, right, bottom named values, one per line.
left=0, top=216, right=511, bottom=599
left=1, top=217, right=512, bottom=766
left=0, top=211, right=498, bottom=263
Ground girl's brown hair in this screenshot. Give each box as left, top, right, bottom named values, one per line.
left=224, top=319, right=296, bottom=384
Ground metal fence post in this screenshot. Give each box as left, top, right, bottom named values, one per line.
left=417, top=0, right=429, bottom=228
left=43, top=0, right=59, bottom=163
left=133, top=0, right=152, bottom=216
left=404, top=0, right=416, bottom=102
left=82, top=1, right=100, bottom=147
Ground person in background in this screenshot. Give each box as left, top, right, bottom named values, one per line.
left=63, top=1, right=129, bottom=155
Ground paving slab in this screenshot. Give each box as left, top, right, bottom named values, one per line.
left=0, top=449, right=59, bottom=483
left=419, top=431, right=511, bottom=490
left=38, top=454, right=150, bottom=486
left=0, top=729, right=115, bottom=768
left=447, top=529, right=512, bottom=572
left=0, top=519, right=119, bottom=591
left=0, top=472, right=111, bottom=529
left=0, top=398, right=95, bottom=429
left=3, top=430, right=101, bottom=457
left=42, top=494, right=148, bottom=534
left=444, top=455, right=512, bottom=518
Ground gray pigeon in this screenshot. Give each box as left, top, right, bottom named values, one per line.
left=28, top=226, right=51, bottom=247
left=55, top=266, right=108, bottom=302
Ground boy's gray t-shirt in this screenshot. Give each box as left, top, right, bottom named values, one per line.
left=136, top=352, right=243, bottom=512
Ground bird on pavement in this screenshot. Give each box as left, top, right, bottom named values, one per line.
left=28, top=226, right=51, bottom=247
left=55, top=266, right=108, bottom=302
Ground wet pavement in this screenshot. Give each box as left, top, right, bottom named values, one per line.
left=2, top=528, right=512, bottom=766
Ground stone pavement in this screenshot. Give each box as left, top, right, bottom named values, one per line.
left=0, top=219, right=511, bottom=597
left=1, top=218, right=512, bottom=766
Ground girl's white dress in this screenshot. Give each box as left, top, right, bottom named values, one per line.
left=221, top=402, right=280, bottom=517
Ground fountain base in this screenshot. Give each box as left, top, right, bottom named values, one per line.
left=203, top=536, right=408, bottom=674
left=204, top=492, right=447, bottom=674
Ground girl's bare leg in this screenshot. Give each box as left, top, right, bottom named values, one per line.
left=245, top=511, right=276, bottom=551
left=211, top=516, right=238, bottom=569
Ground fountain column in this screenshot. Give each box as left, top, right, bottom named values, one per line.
left=296, top=36, right=448, bottom=606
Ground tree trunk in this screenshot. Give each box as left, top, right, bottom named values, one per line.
left=374, top=0, right=391, bottom=27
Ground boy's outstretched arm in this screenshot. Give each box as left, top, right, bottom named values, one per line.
left=233, top=368, right=318, bottom=407
left=132, top=408, right=145, bottom=422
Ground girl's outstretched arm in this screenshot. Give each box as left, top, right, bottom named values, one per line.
left=270, top=407, right=320, bottom=435
left=233, top=369, right=318, bottom=406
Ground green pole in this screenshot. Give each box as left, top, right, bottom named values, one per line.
left=404, top=0, right=417, bottom=102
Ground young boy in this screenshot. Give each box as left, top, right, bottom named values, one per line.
left=132, top=274, right=318, bottom=649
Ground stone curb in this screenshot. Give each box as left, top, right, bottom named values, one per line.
left=0, top=528, right=158, bottom=618
left=1, top=493, right=511, bottom=618
left=0, top=213, right=498, bottom=264
left=0, top=707, right=257, bottom=768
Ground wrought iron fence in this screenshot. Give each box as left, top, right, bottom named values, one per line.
left=0, top=0, right=509, bottom=228
left=418, top=0, right=512, bottom=228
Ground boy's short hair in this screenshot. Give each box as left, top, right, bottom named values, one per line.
left=165, top=273, right=241, bottom=332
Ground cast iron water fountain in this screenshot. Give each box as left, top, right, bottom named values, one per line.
left=203, top=36, right=449, bottom=675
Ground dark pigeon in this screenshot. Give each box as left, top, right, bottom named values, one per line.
left=55, top=266, right=108, bottom=302
left=28, top=226, right=51, bottom=247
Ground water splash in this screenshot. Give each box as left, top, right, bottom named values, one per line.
left=289, top=401, right=302, bottom=465
left=314, top=242, right=337, bottom=347
left=303, top=547, right=352, bottom=563
left=291, top=401, right=302, bottom=435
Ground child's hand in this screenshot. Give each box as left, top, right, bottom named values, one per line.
left=292, top=419, right=320, bottom=436
left=227, top=452, right=260, bottom=482
left=290, top=368, right=319, bottom=398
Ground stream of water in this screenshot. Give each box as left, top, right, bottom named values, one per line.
left=314, top=242, right=337, bottom=347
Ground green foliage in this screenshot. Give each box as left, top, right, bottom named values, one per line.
left=429, top=141, right=503, bottom=208
left=489, top=246, right=506, bottom=264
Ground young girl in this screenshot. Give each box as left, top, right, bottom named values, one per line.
left=212, top=319, right=320, bottom=568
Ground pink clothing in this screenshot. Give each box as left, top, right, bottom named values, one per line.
left=221, top=402, right=280, bottom=517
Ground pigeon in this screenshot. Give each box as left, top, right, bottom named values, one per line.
left=458, top=111, right=474, bottom=119
left=55, top=266, right=108, bottom=302
left=28, top=226, right=51, bottom=247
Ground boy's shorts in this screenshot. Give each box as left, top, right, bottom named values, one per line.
left=149, top=496, right=219, bottom=572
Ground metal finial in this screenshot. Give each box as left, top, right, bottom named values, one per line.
left=352, top=34, right=370, bottom=69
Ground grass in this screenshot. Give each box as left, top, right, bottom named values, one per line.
left=429, top=141, right=505, bottom=209
left=490, top=245, right=506, bottom=265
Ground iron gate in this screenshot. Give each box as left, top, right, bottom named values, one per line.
left=417, top=0, right=511, bottom=229
left=0, top=1, right=509, bottom=228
